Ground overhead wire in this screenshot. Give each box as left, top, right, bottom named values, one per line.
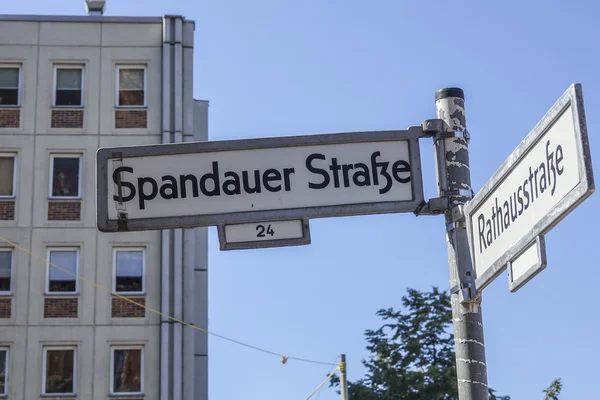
left=305, top=364, right=340, bottom=400
left=0, top=235, right=338, bottom=367
left=314, top=355, right=341, bottom=400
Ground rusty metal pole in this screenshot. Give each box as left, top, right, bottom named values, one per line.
left=434, top=88, right=488, bottom=400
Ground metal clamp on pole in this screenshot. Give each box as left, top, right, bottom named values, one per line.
left=450, top=282, right=474, bottom=301
left=437, top=129, right=470, bottom=142
left=413, top=197, right=449, bottom=216
left=441, top=188, right=474, bottom=198
left=422, top=119, right=471, bottom=142
left=422, top=118, right=447, bottom=136
left=446, top=220, right=467, bottom=232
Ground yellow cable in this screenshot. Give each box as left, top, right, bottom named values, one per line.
left=0, top=235, right=336, bottom=367
left=305, top=365, right=340, bottom=400
left=314, top=355, right=341, bottom=400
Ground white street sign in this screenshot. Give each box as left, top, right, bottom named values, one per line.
left=218, top=219, right=310, bottom=250
left=464, top=84, right=594, bottom=291
left=507, top=235, right=547, bottom=293
left=96, top=129, right=424, bottom=232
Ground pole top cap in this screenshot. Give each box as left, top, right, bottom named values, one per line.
left=435, top=87, right=464, bottom=101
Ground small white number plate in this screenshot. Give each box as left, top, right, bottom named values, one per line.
left=218, top=219, right=310, bottom=250
left=226, top=220, right=303, bottom=243
left=507, top=235, right=547, bottom=293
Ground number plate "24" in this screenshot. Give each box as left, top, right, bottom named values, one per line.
left=218, top=219, right=311, bottom=251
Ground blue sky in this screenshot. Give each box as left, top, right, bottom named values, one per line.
left=5, top=1, right=600, bottom=399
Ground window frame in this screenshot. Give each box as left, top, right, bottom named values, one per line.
left=41, top=346, right=76, bottom=396
left=48, top=154, right=83, bottom=199
left=52, top=65, right=85, bottom=108
left=45, top=247, right=79, bottom=295
left=112, top=247, right=146, bottom=295
left=0, top=64, right=22, bottom=108
left=0, top=153, right=17, bottom=199
left=115, top=65, right=147, bottom=108
left=110, top=346, right=144, bottom=396
left=0, top=347, right=8, bottom=396
left=0, top=249, right=14, bottom=296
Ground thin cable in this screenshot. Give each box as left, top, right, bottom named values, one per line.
left=305, top=365, right=340, bottom=400
left=315, top=355, right=341, bottom=400
left=0, top=235, right=337, bottom=367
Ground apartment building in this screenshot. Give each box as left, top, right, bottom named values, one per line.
left=0, top=2, right=208, bottom=399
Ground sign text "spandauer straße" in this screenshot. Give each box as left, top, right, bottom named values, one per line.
left=114, top=151, right=412, bottom=210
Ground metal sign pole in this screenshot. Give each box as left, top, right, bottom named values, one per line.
left=434, top=88, right=488, bottom=399
left=339, top=354, right=348, bottom=400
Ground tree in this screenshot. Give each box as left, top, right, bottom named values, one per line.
left=543, top=378, right=562, bottom=400
left=329, top=287, right=510, bottom=399
left=329, top=287, right=562, bottom=399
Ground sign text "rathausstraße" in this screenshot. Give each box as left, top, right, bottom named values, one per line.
left=464, top=84, right=594, bottom=291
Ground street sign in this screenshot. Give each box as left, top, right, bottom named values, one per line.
left=507, top=235, right=547, bottom=293
left=217, top=219, right=311, bottom=250
left=464, top=84, right=594, bottom=291
left=96, top=128, right=424, bottom=232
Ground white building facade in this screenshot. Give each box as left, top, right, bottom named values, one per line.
left=0, top=6, right=208, bottom=400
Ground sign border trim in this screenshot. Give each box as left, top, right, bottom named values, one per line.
left=464, top=83, right=594, bottom=292
left=96, top=128, right=425, bottom=232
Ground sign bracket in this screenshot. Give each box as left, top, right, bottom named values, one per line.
left=421, top=118, right=471, bottom=142
left=449, top=281, right=474, bottom=300
left=413, top=198, right=446, bottom=216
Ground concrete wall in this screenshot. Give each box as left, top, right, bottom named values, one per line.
left=0, top=17, right=169, bottom=400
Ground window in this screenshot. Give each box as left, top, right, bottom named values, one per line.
left=0, top=348, right=7, bottom=395
left=49, top=154, right=82, bottom=198
left=43, top=347, right=76, bottom=395
left=0, top=250, right=13, bottom=294
left=0, top=154, right=16, bottom=198
left=111, top=347, right=143, bottom=395
left=116, top=66, right=146, bottom=107
left=53, top=66, right=84, bottom=107
left=114, top=248, right=145, bottom=294
left=47, top=248, right=78, bottom=294
left=0, top=65, right=20, bottom=106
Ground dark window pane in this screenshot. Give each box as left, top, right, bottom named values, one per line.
left=0, top=350, right=6, bottom=395
left=52, top=157, right=80, bottom=197
left=55, top=90, right=82, bottom=106
left=0, top=89, right=18, bottom=106
left=119, top=90, right=144, bottom=106
left=49, top=280, right=77, bottom=292
left=0, top=252, right=11, bottom=292
left=48, top=250, right=77, bottom=293
left=113, top=349, right=142, bottom=393
left=116, top=277, right=142, bottom=292
left=0, top=156, right=15, bottom=196
left=45, top=349, right=74, bottom=394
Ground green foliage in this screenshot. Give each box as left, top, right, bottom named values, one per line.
left=543, top=378, right=562, bottom=400
left=329, top=287, right=505, bottom=399
left=329, top=287, right=561, bottom=399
